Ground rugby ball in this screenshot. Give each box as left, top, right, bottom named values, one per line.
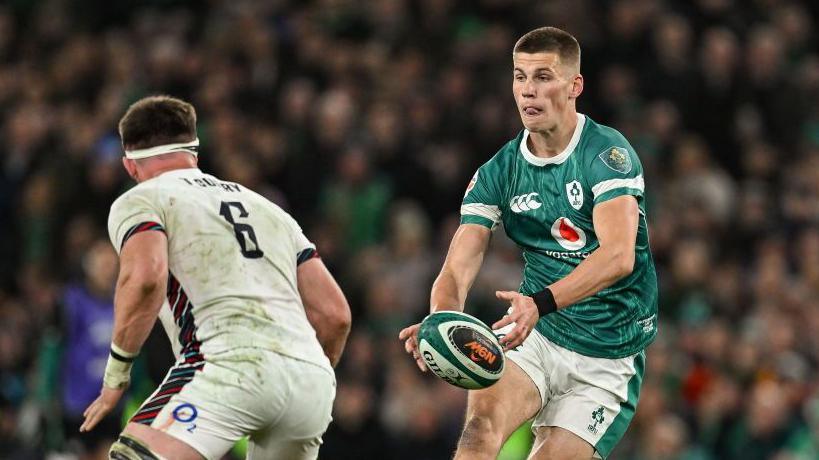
left=417, top=311, right=505, bottom=390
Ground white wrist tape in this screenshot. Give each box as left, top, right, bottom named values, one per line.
left=103, top=343, right=138, bottom=389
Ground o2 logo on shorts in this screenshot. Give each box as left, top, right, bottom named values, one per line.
left=172, top=403, right=198, bottom=433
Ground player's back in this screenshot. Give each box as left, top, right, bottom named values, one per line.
left=108, top=168, right=329, bottom=370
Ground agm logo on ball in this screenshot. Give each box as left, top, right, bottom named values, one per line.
left=551, top=217, right=586, bottom=250
left=510, top=192, right=541, bottom=213
left=451, top=326, right=503, bottom=372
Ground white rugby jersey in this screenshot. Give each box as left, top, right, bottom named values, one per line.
left=107, top=168, right=330, bottom=370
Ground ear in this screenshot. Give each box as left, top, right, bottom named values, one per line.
left=570, top=74, right=584, bottom=99
left=122, top=157, right=139, bottom=181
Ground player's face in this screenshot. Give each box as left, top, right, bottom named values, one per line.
left=512, top=52, right=580, bottom=132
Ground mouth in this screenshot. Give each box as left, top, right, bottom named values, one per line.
left=522, top=106, right=543, bottom=117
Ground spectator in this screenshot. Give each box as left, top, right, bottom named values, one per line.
left=59, top=239, right=120, bottom=458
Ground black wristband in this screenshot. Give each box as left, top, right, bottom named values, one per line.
left=532, top=288, right=558, bottom=317
left=110, top=348, right=136, bottom=363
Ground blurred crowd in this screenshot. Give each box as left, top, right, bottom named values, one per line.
left=1, top=0, right=819, bottom=459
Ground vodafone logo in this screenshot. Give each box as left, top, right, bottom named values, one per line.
left=510, top=193, right=541, bottom=213
left=551, top=217, right=587, bottom=250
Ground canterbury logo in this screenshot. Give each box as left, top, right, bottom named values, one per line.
left=510, top=193, right=541, bottom=213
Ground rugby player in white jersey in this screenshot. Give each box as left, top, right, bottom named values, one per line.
left=79, top=95, right=351, bottom=460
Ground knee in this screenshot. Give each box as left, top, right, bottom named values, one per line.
left=109, top=435, right=163, bottom=460
left=529, top=428, right=595, bottom=460
left=458, top=414, right=504, bottom=452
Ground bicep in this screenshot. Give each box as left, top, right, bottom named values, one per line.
left=442, top=224, right=492, bottom=278
left=119, top=231, right=168, bottom=286
left=592, top=195, right=639, bottom=250
left=297, top=258, right=348, bottom=320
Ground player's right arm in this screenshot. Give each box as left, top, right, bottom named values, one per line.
left=399, top=224, right=491, bottom=371
left=400, top=162, right=502, bottom=371
left=297, top=257, right=351, bottom=367
left=82, top=189, right=169, bottom=432
left=430, top=224, right=492, bottom=312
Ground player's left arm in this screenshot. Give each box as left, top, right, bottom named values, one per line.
left=494, top=196, right=639, bottom=350
left=298, top=257, right=352, bottom=367
left=548, top=195, right=638, bottom=305
left=81, top=229, right=169, bottom=432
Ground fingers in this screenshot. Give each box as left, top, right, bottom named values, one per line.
left=398, top=323, right=419, bottom=340
left=404, top=337, right=415, bottom=354
left=491, top=314, right=514, bottom=331
left=405, top=337, right=428, bottom=372
left=399, top=323, right=427, bottom=372
left=495, top=290, right=518, bottom=301
left=80, top=400, right=106, bottom=432
left=500, top=323, right=529, bottom=351
left=401, top=324, right=420, bottom=356
left=415, top=356, right=428, bottom=372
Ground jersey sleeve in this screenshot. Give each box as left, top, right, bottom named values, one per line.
left=107, top=186, right=166, bottom=254
left=586, top=135, right=645, bottom=205
left=281, top=211, right=318, bottom=265
left=460, top=164, right=503, bottom=230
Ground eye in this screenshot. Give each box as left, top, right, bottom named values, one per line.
left=514, top=74, right=525, bottom=82
left=537, top=74, right=551, bottom=81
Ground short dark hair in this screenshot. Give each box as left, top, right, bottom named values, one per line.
left=118, top=95, right=197, bottom=150
left=513, top=27, right=581, bottom=71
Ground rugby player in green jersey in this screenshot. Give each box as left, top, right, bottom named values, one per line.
left=399, top=27, right=658, bottom=459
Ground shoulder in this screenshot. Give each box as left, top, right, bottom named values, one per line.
left=468, top=132, right=523, bottom=196
left=579, top=116, right=634, bottom=159
left=107, top=181, right=166, bottom=244
left=110, top=181, right=161, bottom=215
left=577, top=116, right=642, bottom=175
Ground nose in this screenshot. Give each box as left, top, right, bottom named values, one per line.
left=521, top=78, right=535, bottom=98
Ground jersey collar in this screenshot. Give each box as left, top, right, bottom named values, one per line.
left=520, top=113, right=586, bottom=166
left=157, top=167, right=202, bottom=178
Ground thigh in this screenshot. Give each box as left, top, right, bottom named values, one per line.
left=529, top=426, right=595, bottom=460
left=464, top=359, right=542, bottom=440
left=248, top=360, right=336, bottom=460
left=129, top=353, right=284, bottom=460
left=122, top=422, right=205, bottom=460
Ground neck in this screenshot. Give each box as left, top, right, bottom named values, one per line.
left=527, top=110, right=578, bottom=158
left=144, top=164, right=192, bottom=180
left=135, top=152, right=197, bottom=182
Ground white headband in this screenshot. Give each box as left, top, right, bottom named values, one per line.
left=124, top=138, right=200, bottom=159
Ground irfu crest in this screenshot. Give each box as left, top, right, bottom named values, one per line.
left=588, top=406, right=605, bottom=434
left=566, top=180, right=583, bottom=210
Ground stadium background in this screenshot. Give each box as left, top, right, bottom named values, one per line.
left=1, top=0, right=819, bottom=458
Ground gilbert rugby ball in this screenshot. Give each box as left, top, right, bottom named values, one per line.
left=418, top=311, right=505, bottom=390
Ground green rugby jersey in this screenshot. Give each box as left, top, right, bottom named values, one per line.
left=462, top=113, right=658, bottom=359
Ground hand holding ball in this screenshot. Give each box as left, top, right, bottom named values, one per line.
left=417, top=311, right=505, bottom=389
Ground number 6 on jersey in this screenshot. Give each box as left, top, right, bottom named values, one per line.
left=219, top=201, right=264, bottom=259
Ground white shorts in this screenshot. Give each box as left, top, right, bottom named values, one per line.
left=130, top=348, right=336, bottom=460
left=505, top=329, right=645, bottom=459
